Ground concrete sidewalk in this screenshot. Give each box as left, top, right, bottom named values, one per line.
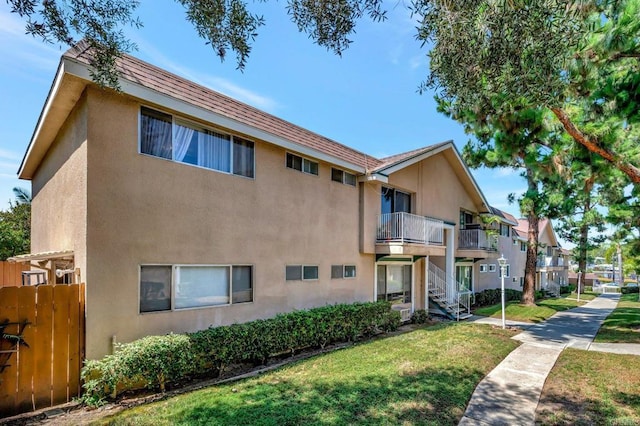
left=459, top=294, right=620, bottom=426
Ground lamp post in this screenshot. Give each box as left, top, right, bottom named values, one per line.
left=498, top=254, right=508, bottom=329
left=577, top=270, right=582, bottom=303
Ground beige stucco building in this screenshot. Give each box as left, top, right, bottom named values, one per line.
left=18, top=44, right=542, bottom=359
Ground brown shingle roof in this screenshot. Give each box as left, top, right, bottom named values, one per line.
left=63, top=43, right=384, bottom=170
left=374, top=142, right=451, bottom=171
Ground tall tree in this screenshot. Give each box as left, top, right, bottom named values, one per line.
left=415, top=0, right=640, bottom=184
left=555, top=146, right=612, bottom=280
left=441, top=99, right=567, bottom=305
left=0, top=199, right=31, bottom=261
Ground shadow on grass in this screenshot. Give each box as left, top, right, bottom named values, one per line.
left=537, top=392, right=640, bottom=425
left=103, top=366, right=483, bottom=426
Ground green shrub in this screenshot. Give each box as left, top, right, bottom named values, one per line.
left=584, top=286, right=593, bottom=292
left=82, top=301, right=398, bottom=404
left=473, top=288, right=522, bottom=307
left=411, top=309, right=429, bottom=324
left=81, top=333, right=194, bottom=404
left=560, top=284, right=576, bottom=294
left=621, top=285, right=639, bottom=294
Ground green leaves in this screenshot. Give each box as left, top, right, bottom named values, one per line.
left=178, top=0, right=265, bottom=71
left=287, top=0, right=386, bottom=56
left=81, top=301, right=400, bottom=403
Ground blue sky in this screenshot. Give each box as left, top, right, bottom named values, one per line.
left=0, top=1, right=526, bottom=219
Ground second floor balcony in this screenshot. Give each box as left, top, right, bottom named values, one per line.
left=376, top=212, right=444, bottom=246
left=458, top=229, right=497, bottom=251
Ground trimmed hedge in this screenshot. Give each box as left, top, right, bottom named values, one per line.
left=622, top=285, right=639, bottom=294
left=473, top=288, right=523, bottom=307
left=81, top=301, right=400, bottom=403
left=560, top=284, right=576, bottom=294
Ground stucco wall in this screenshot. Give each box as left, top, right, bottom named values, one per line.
left=31, top=93, right=88, bottom=283
left=82, top=88, right=374, bottom=359
left=474, top=235, right=527, bottom=293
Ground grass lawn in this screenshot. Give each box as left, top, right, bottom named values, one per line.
left=536, top=348, right=640, bottom=425
left=473, top=295, right=594, bottom=323
left=95, top=323, right=519, bottom=425
left=594, top=293, right=640, bottom=343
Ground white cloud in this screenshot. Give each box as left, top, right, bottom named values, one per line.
left=0, top=9, right=61, bottom=71
left=0, top=149, right=20, bottom=161
left=133, top=38, right=280, bottom=112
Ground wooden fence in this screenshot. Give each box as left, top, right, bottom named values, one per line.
left=0, top=262, right=29, bottom=288
left=0, top=284, right=85, bottom=417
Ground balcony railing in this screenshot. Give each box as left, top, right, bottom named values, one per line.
left=537, top=256, right=560, bottom=267
left=376, top=212, right=444, bottom=245
left=458, top=229, right=497, bottom=251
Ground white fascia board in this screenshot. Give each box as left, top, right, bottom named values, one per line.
left=375, top=141, right=492, bottom=213
left=357, top=173, right=388, bottom=183
left=63, top=59, right=367, bottom=174
left=18, top=60, right=67, bottom=178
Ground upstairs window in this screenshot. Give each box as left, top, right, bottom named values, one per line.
left=286, top=153, right=318, bottom=175
left=331, top=168, right=356, bottom=186
left=520, top=241, right=527, bottom=252
left=459, top=211, right=474, bottom=229
left=381, top=187, right=411, bottom=214
left=499, top=224, right=510, bottom=237
left=140, top=107, right=254, bottom=178
left=498, top=265, right=510, bottom=278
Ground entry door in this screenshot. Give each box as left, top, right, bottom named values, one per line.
left=456, top=264, right=473, bottom=292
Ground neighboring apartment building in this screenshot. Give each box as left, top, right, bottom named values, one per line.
left=473, top=207, right=527, bottom=293
left=16, top=43, right=511, bottom=359
left=514, top=218, right=570, bottom=294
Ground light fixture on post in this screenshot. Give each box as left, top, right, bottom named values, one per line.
left=577, top=270, right=582, bottom=302
left=498, top=254, right=508, bottom=329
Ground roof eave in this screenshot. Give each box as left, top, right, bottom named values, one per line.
left=69, top=57, right=368, bottom=174
left=18, top=59, right=89, bottom=180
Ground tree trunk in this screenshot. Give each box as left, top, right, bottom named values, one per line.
left=550, top=107, right=640, bottom=185
left=522, top=169, right=539, bottom=305
left=577, top=190, right=592, bottom=293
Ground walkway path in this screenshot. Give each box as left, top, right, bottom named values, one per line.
left=459, top=294, right=621, bottom=426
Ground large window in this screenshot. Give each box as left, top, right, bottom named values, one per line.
left=377, top=264, right=411, bottom=303
left=500, top=224, right=510, bottom=237
left=140, top=107, right=254, bottom=178
left=139, top=264, right=253, bottom=313
left=381, top=187, right=411, bottom=214
left=286, top=153, right=318, bottom=176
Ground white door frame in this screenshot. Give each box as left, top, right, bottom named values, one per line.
left=374, top=258, right=415, bottom=312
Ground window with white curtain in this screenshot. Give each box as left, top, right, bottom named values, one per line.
left=139, top=264, right=253, bottom=313
left=140, top=107, right=254, bottom=178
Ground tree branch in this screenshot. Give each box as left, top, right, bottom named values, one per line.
left=550, top=107, right=640, bottom=185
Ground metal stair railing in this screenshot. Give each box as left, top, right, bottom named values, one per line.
left=427, top=263, right=472, bottom=320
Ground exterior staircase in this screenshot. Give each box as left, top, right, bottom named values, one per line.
left=427, top=263, right=473, bottom=320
